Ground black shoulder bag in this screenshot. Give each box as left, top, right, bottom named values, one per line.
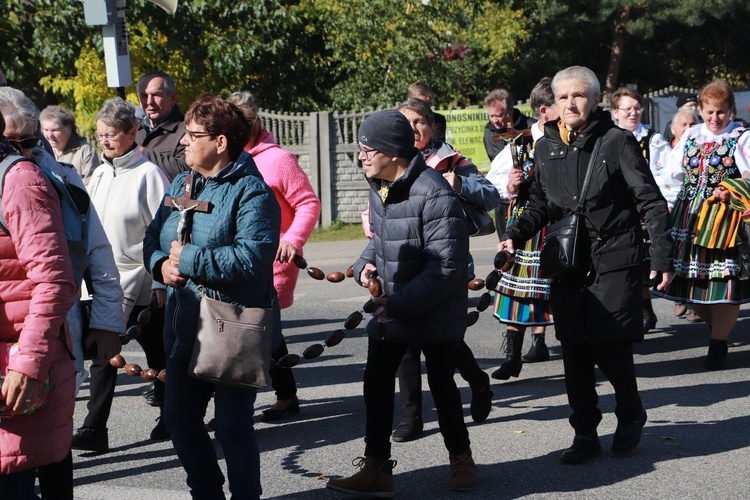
left=539, top=137, right=602, bottom=279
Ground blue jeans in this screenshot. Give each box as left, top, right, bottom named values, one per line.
left=164, top=354, right=261, bottom=500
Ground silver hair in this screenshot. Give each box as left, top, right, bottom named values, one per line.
left=484, top=88, right=515, bottom=109
left=40, top=105, right=77, bottom=132
left=551, top=66, right=601, bottom=101
left=672, top=109, right=699, bottom=124
left=96, top=97, right=138, bottom=132
left=0, top=87, right=40, bottom=135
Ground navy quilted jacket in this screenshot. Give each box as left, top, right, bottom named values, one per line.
left=353, top=153, right=469, bottom=344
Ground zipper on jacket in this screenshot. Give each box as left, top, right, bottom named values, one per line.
left=169, top=290, right=181, bottom=358
left=379, top=203, right=388, bottom=340
left=216, top=319, right=265, bottom=333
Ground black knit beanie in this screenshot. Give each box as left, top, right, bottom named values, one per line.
left=359, top=110, right=415, bottom=159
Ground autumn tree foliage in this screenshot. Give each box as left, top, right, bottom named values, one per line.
left=2, top=0, right=748, bottom=136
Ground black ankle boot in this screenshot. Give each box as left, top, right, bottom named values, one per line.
left=522, top=334, right=550, bottom=363
left=491, top=331, right=524, bottom=380
left=643, top=297, right=657, bottom=333
left=704, top=339, right=728, bottom=371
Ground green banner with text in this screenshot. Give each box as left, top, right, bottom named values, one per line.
left=440, top=108, right=491, bottom=173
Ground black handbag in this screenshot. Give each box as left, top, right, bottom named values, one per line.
left=539, top=137, right=602, bottom=279
left=461, top=197, right=496, bottom=236
left=448, top=154, right=495, bottom=237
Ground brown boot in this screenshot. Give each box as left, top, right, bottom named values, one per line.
left=449, top=448, right=478, bottom=491
left=326, top=456, right=396, bottom=497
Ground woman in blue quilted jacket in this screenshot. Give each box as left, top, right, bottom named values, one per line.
left=144, top=93, right=280, bottom=500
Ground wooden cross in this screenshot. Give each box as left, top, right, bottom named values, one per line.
left=493, top=117, right=532, bottom=170
left=164, top=173, right=211, bottom=245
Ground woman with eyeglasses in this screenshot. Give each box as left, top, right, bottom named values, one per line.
left=144, top=93, right=280, bottom=498
left=611, top=88, right=673, bottom=335
left=652, top=80, right=750, bottom=370
left=72, top=97, right=171, bottom=453
left=226, top=92, right=320, bottom=423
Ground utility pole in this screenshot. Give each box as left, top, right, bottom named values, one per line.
left=80, top=0, right=177, bottom=98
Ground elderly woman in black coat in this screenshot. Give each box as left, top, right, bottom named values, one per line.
left=500, top=66, right=674, bottom=464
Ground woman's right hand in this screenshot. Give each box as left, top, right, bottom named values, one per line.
left=1, top=370, right=41, bottom=415
left=713, top=185, right=731, bottom=203
left=507, top=168, right=524, bottom=195
left=359, top=263, right=377, bottom=286
left=498, top=239, right=515, bottom=255
left=161, top=258, right=187, bottom=288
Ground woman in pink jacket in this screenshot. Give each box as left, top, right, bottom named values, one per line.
left=228, top=92, right=321, bottom=421
left=0, top=114, right=76, bottom=495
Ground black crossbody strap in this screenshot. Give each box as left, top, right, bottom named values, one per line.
left=575, top=137, right=603, bottom=214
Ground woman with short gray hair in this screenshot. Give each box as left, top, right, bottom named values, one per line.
left=500, top=65, right=674, bottom=464
left=72, top=97, right=171, bottom=452
left=40, top=105, right=99, bottom=183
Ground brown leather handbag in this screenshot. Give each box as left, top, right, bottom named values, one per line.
left=188, top=287, right=273, bottom=390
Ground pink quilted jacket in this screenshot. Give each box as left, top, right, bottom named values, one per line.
left=246, top=130, right=320, bottom=309
left=0, top=159, right=76, bottom=474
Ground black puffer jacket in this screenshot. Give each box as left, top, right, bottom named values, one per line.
left=503, top=108, right=673, bottom=342
left=354, top=153, right=469, bottom=345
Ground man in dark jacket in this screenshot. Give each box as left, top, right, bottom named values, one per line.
left=136, top=71, right=187, bottom=181
left=500, top=66, right=674, bottom=465
left=483, top=88, right=535, bottom=237
left=326, top=110, right=477, bottom=496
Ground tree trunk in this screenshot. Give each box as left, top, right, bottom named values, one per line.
left=604, top=6, right=631, bottom=102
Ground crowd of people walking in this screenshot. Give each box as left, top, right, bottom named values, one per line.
left=0, top=64, right=748, bottom=499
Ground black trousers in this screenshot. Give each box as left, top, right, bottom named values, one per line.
left=268, top=336, right=297, bottom=400
left=363, top=337, right=470, bottom=459
left=495, top=201, right=510, bottom=239
left=397, top=340, right=488, bottom=418
left=82, top=305, right=166, bottom=430
left=37, top=451, right=73, bottom=500
left=561, top=340, right=643, bottom=435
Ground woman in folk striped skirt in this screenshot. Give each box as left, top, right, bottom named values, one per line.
left=486, top=78, right=556, bottom=380
left=653, top=79, right=750, bottom=370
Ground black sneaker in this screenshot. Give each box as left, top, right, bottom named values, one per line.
left=71, top=427, right=109, bottom=453
left=150, top=416, right=171, bottom=441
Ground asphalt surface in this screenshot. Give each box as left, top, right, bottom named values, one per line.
left=67, top=234, right=750, bottom=499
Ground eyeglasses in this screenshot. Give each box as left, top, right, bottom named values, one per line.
left=8, top=136, right=38, bottom=150
left=96, top=131, right=123, bottom=141
left=184, top=129, right=215, bottom=142
left=358, top=145, right=379, bottom=161
left=618, top=106, right=643, bottom=114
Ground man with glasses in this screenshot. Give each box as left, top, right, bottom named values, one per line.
left=326, top=110, right=478, bottom=496
left=136, top=71, right=187, bottom=181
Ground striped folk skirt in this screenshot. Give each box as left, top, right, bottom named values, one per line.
left=653, top=194, right=750, bottom=304
left=493, top=228, right=553, bottom=326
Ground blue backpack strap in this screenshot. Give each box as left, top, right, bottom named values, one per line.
left=0, top=153, right=32, bottom=234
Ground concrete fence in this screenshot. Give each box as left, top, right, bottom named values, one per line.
left=261, top=85, right=750, bottom=228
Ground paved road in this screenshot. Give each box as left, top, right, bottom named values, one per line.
left=69, top=234, right=750, bottom=499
